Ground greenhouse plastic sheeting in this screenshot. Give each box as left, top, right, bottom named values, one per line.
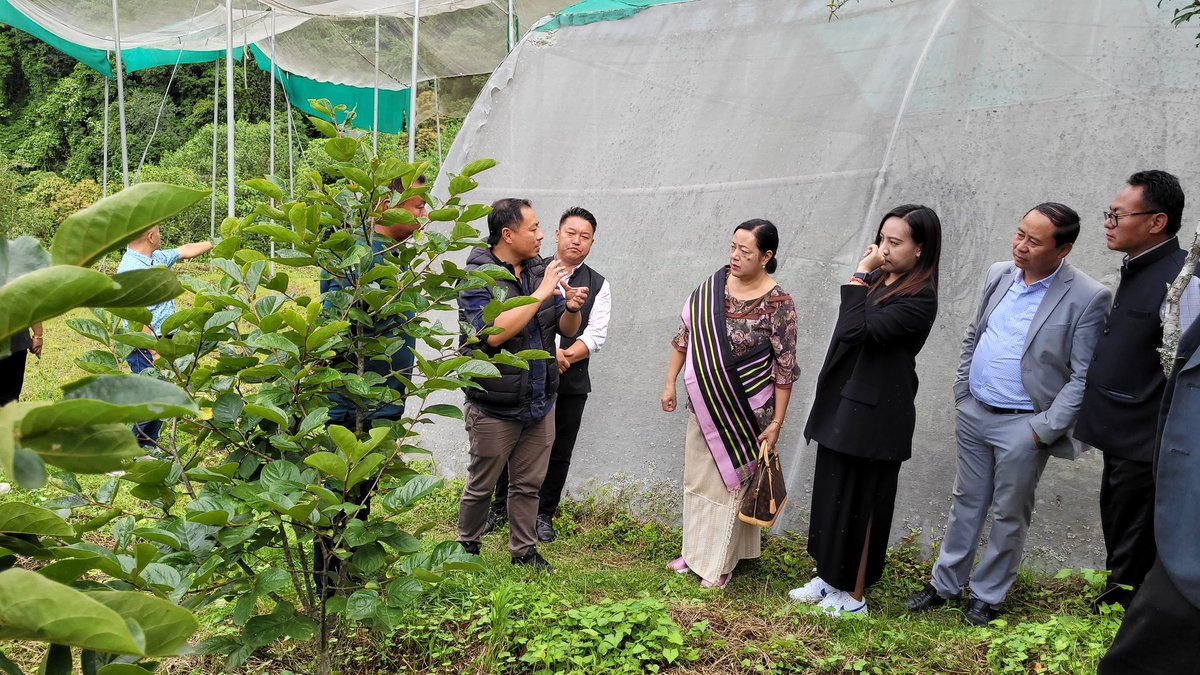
left=430, top=0, right=1200, bottom=569
left=0, top=0, right=575, bottom=130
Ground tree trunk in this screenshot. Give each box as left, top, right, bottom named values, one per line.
left=1160, top=224, right=1200, bottom=375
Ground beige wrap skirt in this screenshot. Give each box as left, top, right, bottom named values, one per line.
left=680, top=414, right=761, bottom=583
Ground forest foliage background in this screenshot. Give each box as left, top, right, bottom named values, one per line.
left=0, top=25, right=478, bottom=246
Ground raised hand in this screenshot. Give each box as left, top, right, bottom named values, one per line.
left=858, top=244, right=885, bottom=273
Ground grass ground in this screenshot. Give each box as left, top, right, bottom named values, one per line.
left=3, top=263, right=1121, bottom=674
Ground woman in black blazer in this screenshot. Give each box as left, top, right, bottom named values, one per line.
left=790, top=204, right=943, bottom=617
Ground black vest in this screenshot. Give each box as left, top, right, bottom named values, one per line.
left=558, top=263, right=606, bottom=396
left=1075, top=239, right=1187, bottom=461
left=459, top=248, right=560, bottom=419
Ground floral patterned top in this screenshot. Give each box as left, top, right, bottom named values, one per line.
left=673, top=279, right=800, bottom=427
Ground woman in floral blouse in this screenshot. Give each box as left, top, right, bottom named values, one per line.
left=660, top=219, right=799, bottom=589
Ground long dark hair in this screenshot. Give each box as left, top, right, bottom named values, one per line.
left=870, top=204, right=941, bottom=305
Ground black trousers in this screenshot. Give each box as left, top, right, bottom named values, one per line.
left=0, top=349, right=28, bottom=405
left=1099, top=557, right=1200, bottom=674
left=1098, top=453, right=1157, bottom=607
left=493, top=393, right=588, bottom=519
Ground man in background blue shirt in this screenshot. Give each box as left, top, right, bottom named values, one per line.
left=116, top=225, right=212, bottom=448
left=907, top=203, right=1110, bottom=626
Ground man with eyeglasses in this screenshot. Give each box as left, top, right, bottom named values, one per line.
left=1075, top=170, right=1199, bottom=609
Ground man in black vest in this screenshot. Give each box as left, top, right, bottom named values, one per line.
left=486, top=207, right=611, bottom=543
left=456, top=199, right=587, bottom=573
left=1075, top=170, right=1192, bottom=607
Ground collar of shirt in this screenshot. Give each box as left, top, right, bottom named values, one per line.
left=1014, top=259, right=1063, bottom=292
left=1122, top=236, right=1177, bottom=269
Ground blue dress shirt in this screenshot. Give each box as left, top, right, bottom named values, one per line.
left=116, top=247, right=181, bottom=335
left=969, top=265, right=1061, bottom=409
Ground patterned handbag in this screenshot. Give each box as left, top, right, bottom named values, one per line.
left=738, top=441, right=787, bottom=528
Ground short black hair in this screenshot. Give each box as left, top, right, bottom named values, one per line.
left=1128, top=170, right=1185, bottom=236
left=487, top=198, right=532, bottom=246
left=733, top=219, right=780, bottom=273
left=1027, top=202, right=1081, bottom=247
left=559, top=206, right=597, bottom=232
left=387, top=174, right=426, bottom=192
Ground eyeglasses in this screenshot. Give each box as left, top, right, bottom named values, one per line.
left=1103, top=210, right=1158, bottom=224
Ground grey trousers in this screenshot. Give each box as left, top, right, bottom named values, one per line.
left=457, top=403, right=555, bottom=558
left=930, top=396, right=1050, bottom=606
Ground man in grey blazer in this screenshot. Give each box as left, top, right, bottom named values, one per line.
left=906, top=202, right=1111, bottom=626
left=1099, top=309, right=1200, bottom=673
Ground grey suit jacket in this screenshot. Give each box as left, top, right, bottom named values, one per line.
left=953, top=260, right=1111, bottom=459
left=1155, top=317, right=1200, bottom=607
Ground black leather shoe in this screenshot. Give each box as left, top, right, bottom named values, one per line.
left=536, top=514, right=556, bottom=543
left=512, top=547, right=554, bottom=573
left=482, top=509, right=506, bottom=536
left=458, top=540, right=481, bottom=556
left=906, top=583, right=956, bottom=612
left=963, top=597, right=1000, bottom=627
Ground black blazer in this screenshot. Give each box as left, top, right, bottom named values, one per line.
left=804, top=280, right=938, bottom=462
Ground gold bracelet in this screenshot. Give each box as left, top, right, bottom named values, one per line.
left=768, top=420, right=783, bottom=428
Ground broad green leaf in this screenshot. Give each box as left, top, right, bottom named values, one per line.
left=0, top=503, right=73, bottom=537
left=303, top=452, right=348, bottom=482
left=448, top=175, right=477, bottom=196
left=243, top=178, right=284, bottom=201
left=97, top=665, right=155, bottom=675
left=0, top=569, right=143, bottom=654
left=20, top=424, right=141, bottom=473
left=345, top=454, right=385, bottom=490
left=19, top=376, right=198, bottom=436
left=243, top=224, right=300, bottom=245
left=386, top=577, right=424, bottom=608
left=87, top=590, right=198, bottom=656
left=307, top=116, right=338, bottom=139
left=66, top=318, right=109, bottom=346
left=106, top=307, right=153, bottom=326
left=459, top=159, right=497, bottom=177
left=380, top=475, right=443, bottom=512
left=244, top=403, right=288, bottom=428
left=325, top=138, right=358, bottom=162
left=427, top=208, right=458, bottom=222
left=345, top=589, right=381, bottom=621
left=325, top=425, right=357, bottom=456
left=457, top=359, right=502, bottom=378
left=82, top=269, right=183, bottom=309
left=50, top=182, right=209, bottom=268
left=0, top=266, right=114, bottom=343
left=212, top=393, right=244, bottom=424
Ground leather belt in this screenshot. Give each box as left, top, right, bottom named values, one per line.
left=977, top=400, right=1034, bottom=416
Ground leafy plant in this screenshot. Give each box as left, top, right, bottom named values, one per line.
left=520, top=596, right=702, bottom=674
left=0, top=180, right=209, bottom=673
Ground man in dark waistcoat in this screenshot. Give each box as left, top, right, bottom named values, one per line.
left=1075, top=170, right=1199, bottom=608
left=487, top=207, right=612, bottom=542
left=456, top=199, right=587, bottom=573
left=1098, top=287, right=1200, bottom=674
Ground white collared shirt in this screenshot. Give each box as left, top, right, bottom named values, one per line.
left=562, top=265, right=611, bottom=355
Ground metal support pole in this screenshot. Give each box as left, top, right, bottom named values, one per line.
left=507, top=0, right=515, bottom=52
left=102, top=74, right=110, bottom=199
left=434, top=76, right=443, bottom=169
left=269, top=9, right=277, bottom=271
left=408, top=0, right=420, bottom=164
left=373, top=15, right=380, bottom=154
left=225, top=0, right=236, bottom=220
left=111, top=0, right=129, bottom=188
left=210, top=64, right=219, bottom=240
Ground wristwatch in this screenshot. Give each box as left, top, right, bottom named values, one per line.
left=851, top=272, right=871, bottom=283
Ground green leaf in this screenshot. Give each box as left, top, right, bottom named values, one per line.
left=345, top=590, right=381, bottom=621
left=0, top=569, right=144, bottom=654
left=308, top=116, right=338, bottom=139
left=386, top=577, right=424, bottom=608
left=83, top=268, right=183, bottom=309
left=345, top=454, right=385, bottom=490
left=20, top=424, right=141, bottom=473
left=303, top=452, right=348, bottom=482
left=380, top=475, right=443, bottom=512
left=448, top=175, right=477, bottom=196
left=459, top=159, right=497, bottom=178
left=422, top=403, right=463, bottom=420
left=457, top=359, right=502, bottom=378
left=0, top=266, right=114, bottom=343
left=325, top=137, right=358, bottom=162
left=243, top=178, right=284, bottom=201
left=107, top=307, right=153, bottom=326
left=50, top=182, right=209, bottom=268
left=244, top=403, right=288, bottom=428
left=427, top=208, right=458, bottom=222
left=243, top=224, right=300, bottom=245
left=87, top=590, right=198, bottom=656
left=0, top=503, right=74, bottom=537
left=19, top=376, right=198, bottom=437
left=212, top=393, right=244, bottom=424
left=96, top=665, right=154, bottom=675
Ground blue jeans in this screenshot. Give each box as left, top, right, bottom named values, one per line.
left=126, top=348, right=163, bottom=448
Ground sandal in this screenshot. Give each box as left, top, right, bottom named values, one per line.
left=666, top=556, right=689, bottom=574
left=700, top=573, right=731, bottom=589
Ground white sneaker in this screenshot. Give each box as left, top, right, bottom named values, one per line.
left=818, top=589, right=868, bottom=618
left=788, top=576, right=834, bottom=604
